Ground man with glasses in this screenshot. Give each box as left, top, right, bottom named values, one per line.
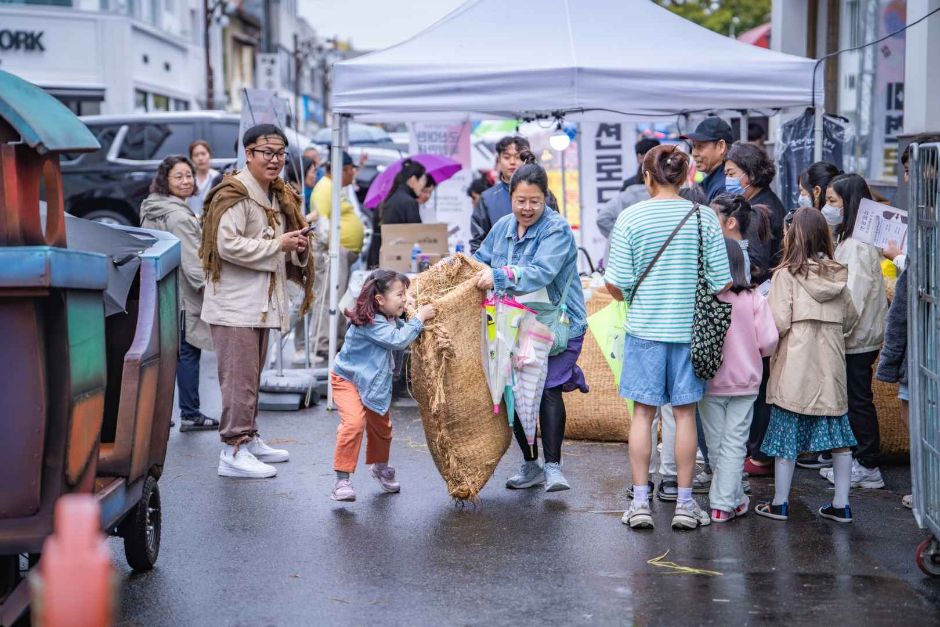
left=200, top=124, right=314, bottom=479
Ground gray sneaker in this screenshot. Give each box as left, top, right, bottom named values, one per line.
left=622, top=501, right=654, bottom=529
left=506, top=460, right=545, bottom=489
left=331, top=478, right=355, bottom=502
left=693, top=469, right=712, bottom=494
left=544, top=462, right=570, bottom=492
left=672, top=500, right=711, bottom=530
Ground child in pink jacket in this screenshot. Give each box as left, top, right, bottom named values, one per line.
left=698, top=238, right=779, bottom=523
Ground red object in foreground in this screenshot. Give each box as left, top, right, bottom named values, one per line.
left=36, top=495, right=113, bottom=627
left=738, top=23, right=771, bottom=49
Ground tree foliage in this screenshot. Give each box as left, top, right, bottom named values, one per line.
left=654, top=0, right=772, bottom=38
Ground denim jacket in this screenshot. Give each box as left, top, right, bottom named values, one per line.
left=332, top=314, right=424, bottom=414
left=473, top=209, right=586, bottom=339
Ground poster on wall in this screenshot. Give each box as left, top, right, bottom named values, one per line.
left=870, top=0, right=906, bottom=181
left=409, top=121, right=473, bottom=249
left=579, top=122, right=637, bottom=271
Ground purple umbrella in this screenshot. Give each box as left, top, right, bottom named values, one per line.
left=363, top=153, right=463, bottom=209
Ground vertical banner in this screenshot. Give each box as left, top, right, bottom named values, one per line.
left=409, top=122, right=473, bottom=248
left=579, top=122, right=636, bottom=270
left=870, top=0, right=906, bottom=180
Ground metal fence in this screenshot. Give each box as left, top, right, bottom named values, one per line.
left=909, top=141, right=940, bottom=541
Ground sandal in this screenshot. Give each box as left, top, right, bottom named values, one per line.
left=755, top=501, right=789, bottom=521
left=180, top=414, right=220, bottom=432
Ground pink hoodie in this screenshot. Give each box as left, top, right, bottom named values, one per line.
left=707, top=289, right=779, bottom=397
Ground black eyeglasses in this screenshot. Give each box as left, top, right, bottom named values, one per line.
left=249, top=147, right=287, bottom=162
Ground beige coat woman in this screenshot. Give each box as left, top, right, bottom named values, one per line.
left=835, top=237, right=888, bottom=354
left=766, top=259, right=859, bottom=416
left=140, top=193, right=213, bottom=351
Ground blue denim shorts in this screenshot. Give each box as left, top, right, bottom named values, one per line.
left=619, top=335, right=705, bottom=407
left=899, top=383, right=909, bottom=402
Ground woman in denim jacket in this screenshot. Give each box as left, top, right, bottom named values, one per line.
left=474, top=151, right=588, bottom=492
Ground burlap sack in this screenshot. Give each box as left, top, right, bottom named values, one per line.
left=564, top=286, right=631, bottom=442
left=873, top=357, right=909, bottom=458
left=410, top=255, right=512, bottom=500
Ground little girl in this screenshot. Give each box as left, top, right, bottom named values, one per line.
left=698, top=239, right=778, bottom=523
left=757, top=208, right=859, bottom=523
left=329, top=269, right=435, bottom=501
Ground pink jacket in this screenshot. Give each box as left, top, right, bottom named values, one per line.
left=707, top=289, right=779, bottom=397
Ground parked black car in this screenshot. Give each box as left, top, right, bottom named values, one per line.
left=62, top=111, right=309, bottom=225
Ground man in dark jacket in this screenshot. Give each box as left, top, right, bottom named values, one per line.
left=681, top=117, right=733, bottom=203
left=470, top=136, right=528, bottom=252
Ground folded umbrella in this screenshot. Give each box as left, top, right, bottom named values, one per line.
left=364, top=153, right=463, bottom=209
left=512, top=315, right=554, bottom=447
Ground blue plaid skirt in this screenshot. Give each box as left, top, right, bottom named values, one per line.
left=760, top=406, right=857, bottom=460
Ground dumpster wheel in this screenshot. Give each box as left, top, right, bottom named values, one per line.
left=120, top=475, right=161, bottom=572
left=915, top=536, right=940, bottom=577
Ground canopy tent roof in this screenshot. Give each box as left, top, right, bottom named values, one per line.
left=332, top=0, right=821, bottom=122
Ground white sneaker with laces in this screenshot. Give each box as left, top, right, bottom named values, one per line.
left=245, top=436, right=290, bottom=463
left=218, top=446, right=277, bottom=479
left=622, top=500, right=654, bottom=529
left=821, top=460, right=884, bottom=488
left=672, top=500, right=711, bottom=529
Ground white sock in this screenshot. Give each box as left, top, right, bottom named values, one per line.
left=633, top=484, right=650, bottom=502
left=677, top=487, right=693, bottom=507
left=832, top=451, right=853, bottom=508
left=773, top=458, right=796, bottom=506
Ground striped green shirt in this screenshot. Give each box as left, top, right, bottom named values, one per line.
left=605, top=198, right=731, bottom=342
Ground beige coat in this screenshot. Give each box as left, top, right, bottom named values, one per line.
left=766, top=259, right=859, bottom=416
left=200, top=169, right=307, bottom=331
left=835, top=237, right=888, bottom=354
left=140, top=193, right=213, bottom=351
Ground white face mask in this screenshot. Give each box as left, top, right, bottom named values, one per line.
left=821, top=204, right=843, bottom=226
left=797, top=194, right=814, bottom=209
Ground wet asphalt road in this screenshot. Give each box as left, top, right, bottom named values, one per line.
left=111, top=354, right=940, bottom=626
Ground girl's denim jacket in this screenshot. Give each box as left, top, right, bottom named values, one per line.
left=332, top=313, right=424, bottom=414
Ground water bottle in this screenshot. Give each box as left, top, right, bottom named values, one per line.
left=455, top=239, right=465, bottom=254
left=410, top=243, right=421, bottom=273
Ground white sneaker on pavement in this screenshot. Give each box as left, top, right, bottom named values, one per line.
left=245, top=436, right=290, bottom=463
left=821, top=459, right=884, bottom=489
left=371, top=464, right=401, bottom=493
left=218, top=446, right=277, bottom=479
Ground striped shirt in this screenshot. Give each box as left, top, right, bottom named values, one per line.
left=605, top=198, right=731, bottom=342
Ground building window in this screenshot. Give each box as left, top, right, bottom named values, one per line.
left=152, top=93, right=169, bottom=111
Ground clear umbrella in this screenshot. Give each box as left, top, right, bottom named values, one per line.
left=481, top=293, right=528, bottom=416
left=512, top=316, right=554, bottom=448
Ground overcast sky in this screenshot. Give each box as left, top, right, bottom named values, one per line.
left=300, top=0, right=467, bottom=51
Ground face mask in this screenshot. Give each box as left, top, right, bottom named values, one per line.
left=724, top=176, right=747, bottom=195
left=797, top=194, right=814, bottom=209
left=821, top=204, right=843, bottom=226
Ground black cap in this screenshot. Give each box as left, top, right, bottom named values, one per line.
left=321, top=148, right=356, bottom=167
left=681, top=117, right=733, bottom=144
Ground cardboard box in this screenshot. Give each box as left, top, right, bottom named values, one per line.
left=379, top=223, right=449, bottom=272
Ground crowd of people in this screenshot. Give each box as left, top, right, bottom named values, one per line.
left=136, top=119, right=922, bottom=528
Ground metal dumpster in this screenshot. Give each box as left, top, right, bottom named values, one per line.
left=0, top=69, right=180, bottom=624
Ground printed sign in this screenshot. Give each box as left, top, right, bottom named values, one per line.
left=409, top=121, right=472, bottom=249
left=853, top=198, right=908, bottom=251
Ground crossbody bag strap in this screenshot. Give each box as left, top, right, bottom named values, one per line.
left=628, top=203, right=699, bottom=304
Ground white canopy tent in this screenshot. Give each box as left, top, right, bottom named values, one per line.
left=324, top=0, right=822, bottom=405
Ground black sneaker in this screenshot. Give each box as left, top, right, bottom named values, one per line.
left=796, top=452, right=832, bottom=469
left=818, top=503, right=853, bottom=523
left=657, top=479, right=678, bottom=502
left=626, top=480, right=655, bottom=501
left=755, top=501, right=789, bottom=521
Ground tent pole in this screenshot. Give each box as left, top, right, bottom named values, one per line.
left=560, top=147, right=568, bottom=221
left=327, top=112, right=345, bottom=410
left=740, top=111, right=749, bottom=143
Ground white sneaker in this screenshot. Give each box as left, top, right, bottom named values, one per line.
left=821, top=460, right=884, bottom=489
left=245, top=436, right=290, bottom=463
left=218, top=446, right=277, bottom=479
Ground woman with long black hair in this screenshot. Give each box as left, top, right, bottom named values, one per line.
left=366, top=159, right=428, bottom=268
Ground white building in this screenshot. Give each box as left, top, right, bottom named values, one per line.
left=0, top=0, right=214, bottom=115
left=772, top=0, right=940, bottom=191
